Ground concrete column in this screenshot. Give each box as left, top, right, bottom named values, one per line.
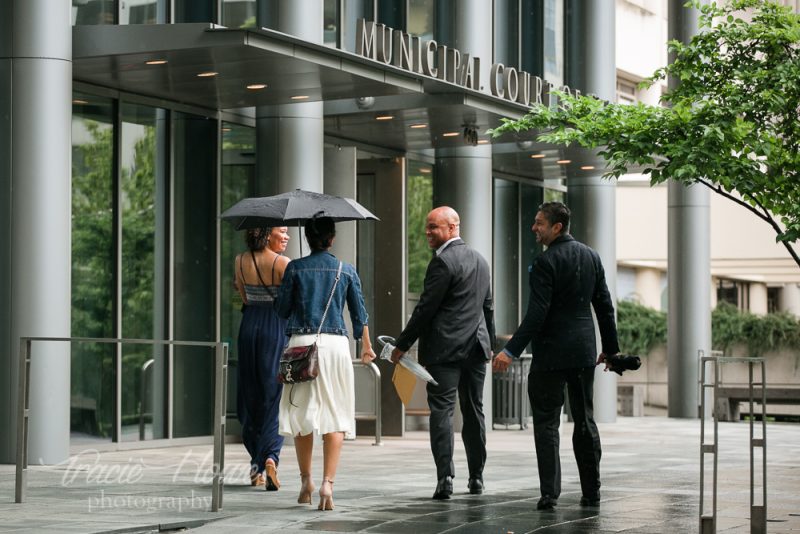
left=434, top=0, right=494, bottom=429
left=0, top=0, right=71, bottom=463
left=748, top=283, right=768, bottom=315
left=256, top=0, right=324, bottom=259
left=667, top=1, right=711, bottom=419
left=779, top=283, right=800, bottom=316
left=634, top=268, right=663, bottom=310
left=565, top=0, right=618, bottom=423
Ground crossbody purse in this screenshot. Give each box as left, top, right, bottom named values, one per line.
left=277, top=261, right=343, bottom=384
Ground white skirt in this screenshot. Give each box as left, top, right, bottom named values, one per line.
left=278, top=333, right=355, bottom=438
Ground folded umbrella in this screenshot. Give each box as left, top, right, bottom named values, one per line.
left=377, top=335, right=439, bottom=386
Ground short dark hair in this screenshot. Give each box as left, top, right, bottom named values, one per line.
left=305, top=217, right=336, bottom=251
left=245, top=227, right=270, bottom=251
left=538, top=201, right=570, bottom=232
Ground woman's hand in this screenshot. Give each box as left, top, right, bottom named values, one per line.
left=360, top=346, right=376, bottom=364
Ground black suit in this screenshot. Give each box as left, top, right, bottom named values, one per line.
left=396, top=238, right=495, bottom=481
left=504, top=234, right=619, bottom=501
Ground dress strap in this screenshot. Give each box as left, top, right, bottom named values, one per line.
left=250, top=250, right=269, bottom=287
left=270, top=253, right=280, bottom=285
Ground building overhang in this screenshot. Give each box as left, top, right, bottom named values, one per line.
left=72, top=23, right=603, bottom=181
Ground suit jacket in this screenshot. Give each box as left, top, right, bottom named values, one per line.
left=504, top=234, right=619, bottom=371
left=396, top=239, right=495, bottom=366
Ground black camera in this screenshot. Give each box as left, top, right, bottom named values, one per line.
left=604, top=354, right=641, bottom=376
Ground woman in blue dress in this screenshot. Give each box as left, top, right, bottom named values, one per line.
left=234, top=226, right=290, bottom=490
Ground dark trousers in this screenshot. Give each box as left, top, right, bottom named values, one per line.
left=426, top=346, right=487, bottom=481
left=528, top=366, right=601, bottom=499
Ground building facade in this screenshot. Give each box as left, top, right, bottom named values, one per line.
left=2, top=0, right=712, bottom=464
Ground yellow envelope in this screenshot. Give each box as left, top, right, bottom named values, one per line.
left=392, top=363, right=417, bottom=406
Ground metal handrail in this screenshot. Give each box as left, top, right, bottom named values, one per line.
left=15, top=336, right=229, bottom=512
left=353, top=360, right=382, bottom=446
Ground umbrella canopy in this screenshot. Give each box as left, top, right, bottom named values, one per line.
left=220, top=189, right=379, bottom=230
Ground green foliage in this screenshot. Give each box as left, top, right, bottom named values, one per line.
left=490, top=0, right=800, bottom=267
left=616, top=300, right=800, bottom=357
left=711, top=301, right=800, bottom=356
left=617, top=300, right=668, bottom=356
left=407, top=173, right=433, bottom=293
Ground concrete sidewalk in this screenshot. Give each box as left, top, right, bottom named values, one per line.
left=1, top=417, right=799, bottom=533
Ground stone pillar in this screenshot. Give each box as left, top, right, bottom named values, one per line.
left=0, top=0, right=72, bottom=463
left=779, top=283, right=800, bottom=316
left=748, top=283, right=768, bottom=315
left=667, top=1, right=711, bottom=419
left=256, top=0, right=324, bottom=259
left=635, top=268, right=663, bottom=310
left=433, top=0, right=494, bottom=429
left=565, top=0, right=618, bottom=423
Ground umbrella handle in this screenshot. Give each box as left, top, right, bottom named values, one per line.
left=377, top=335, right=396, bottom=348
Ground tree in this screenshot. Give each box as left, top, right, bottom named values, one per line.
left=491, top=0, right=800, bottom=267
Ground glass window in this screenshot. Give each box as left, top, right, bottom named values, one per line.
left=408, top=0, right=434, bottom=41
left=220, top=122, right=256, bottom=421
left=172, top=112, right=218, bottom=438
left=222, top=0, right=256, bottom=28
left=493, top=179, right=520, bottom=338
left=71, top=93, right=115, bottom=442
left=72, top=0, right=116, bottom=25
left=377, top=0, right=405, bottom=29
left=324, top=0, right=339, bottom=46
left=494, top=0, right=519, bottom=67
left=120, top=0, right=167, bottom=24
left=542, top=0, right=564, bottom=86
left=120, top=103, right=163, bottom=441
left=407, top=161, right=433, bottom=294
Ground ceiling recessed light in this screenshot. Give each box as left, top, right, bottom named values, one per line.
left=247, top=83, right=267, bottom=90
left=221, top=127, right=232, bottom=132
left=442, top=132, right=459, bottom=137
left=375, top=115, right=394, bottom=121
left=72, top=99, right=89, bottom=105
left=477, top=139, right=489, bottom=144
left=291, top=95, right=310, bottom=100
left=410, top=123, right=428, bottom=129
left=197, top=71, right=218, bottom=77
left=580, top=165, right=595, bottom=170
left=530, top=153, right=545, bottom=159
left=145, top=59, right=168, bottom=65
left=556, top=159, right=571, bottom=164
left=420, top=168, right=432, bottom=174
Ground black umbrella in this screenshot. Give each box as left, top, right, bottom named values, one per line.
left=220, top=189, right=379, bottom=230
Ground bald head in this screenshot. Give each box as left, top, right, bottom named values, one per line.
left=425, top=206, right=460, bottom=249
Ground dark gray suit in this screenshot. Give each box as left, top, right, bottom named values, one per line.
left=504, top=233, right=619, bottom=501
left=396, top=238, right=495, bottom=481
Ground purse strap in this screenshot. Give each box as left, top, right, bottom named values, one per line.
left=316, top=261, right=343, bottom=340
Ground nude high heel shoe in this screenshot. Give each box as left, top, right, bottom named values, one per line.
left=264, top=459, right=280, bottom=491
left=298, top=474, right=315, bottom=504
left=318, top=479, right=334, bottom=511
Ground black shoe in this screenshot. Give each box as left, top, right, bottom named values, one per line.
left=536, top=495, right=558, bottom=510
left=467, top=477, right=484, bottom=495
left=432, top=476, right=453, bottom=500
left=580, top=494, right=600, bottom=506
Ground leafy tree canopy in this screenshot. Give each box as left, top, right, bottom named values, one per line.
left=490, top=0, right=800, bottom=267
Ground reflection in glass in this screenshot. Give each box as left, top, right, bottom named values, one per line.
left=220, top=123, right=256, bottom=424
left=407, top=161, right=433, bottom=294
left=520, top=184, right=545, bottom=315
left=494, top=0, right=519, bottom=67
left=120, top=103, right=160, bottom=441
left=173, top=112, right=218, bottom=438
left=71, top=94, right=115, bottom=442
left=222, top=0, right=257, bottom=28
left=493, top=179, right=520, bottom=337
left=543, top=0, right=564, bottom=86
left=324, top=0, right=339, bottom=46
left=72, top=0, right=116, bottom=25
left=408, top=0, right=434, bottom=40
left=120, top=0, right=167, bottom=24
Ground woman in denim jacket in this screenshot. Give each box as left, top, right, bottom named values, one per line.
left=276, top=217, right=376, bottom=511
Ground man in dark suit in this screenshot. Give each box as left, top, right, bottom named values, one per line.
left=391, top=206, right=495, bottom=500
left=493, top=201, right=619, bottom=510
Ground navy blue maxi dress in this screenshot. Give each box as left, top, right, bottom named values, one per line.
left=236, top=254, right=287, bottom=475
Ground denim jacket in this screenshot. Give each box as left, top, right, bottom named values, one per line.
left=275, top=250, right=369, bottom=340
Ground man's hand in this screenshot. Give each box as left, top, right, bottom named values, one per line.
left=492, top=352, right=512, bottom=373
left=390, top=347, right=405, bottom=364
left=596, top=353, right=610, bottom=371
